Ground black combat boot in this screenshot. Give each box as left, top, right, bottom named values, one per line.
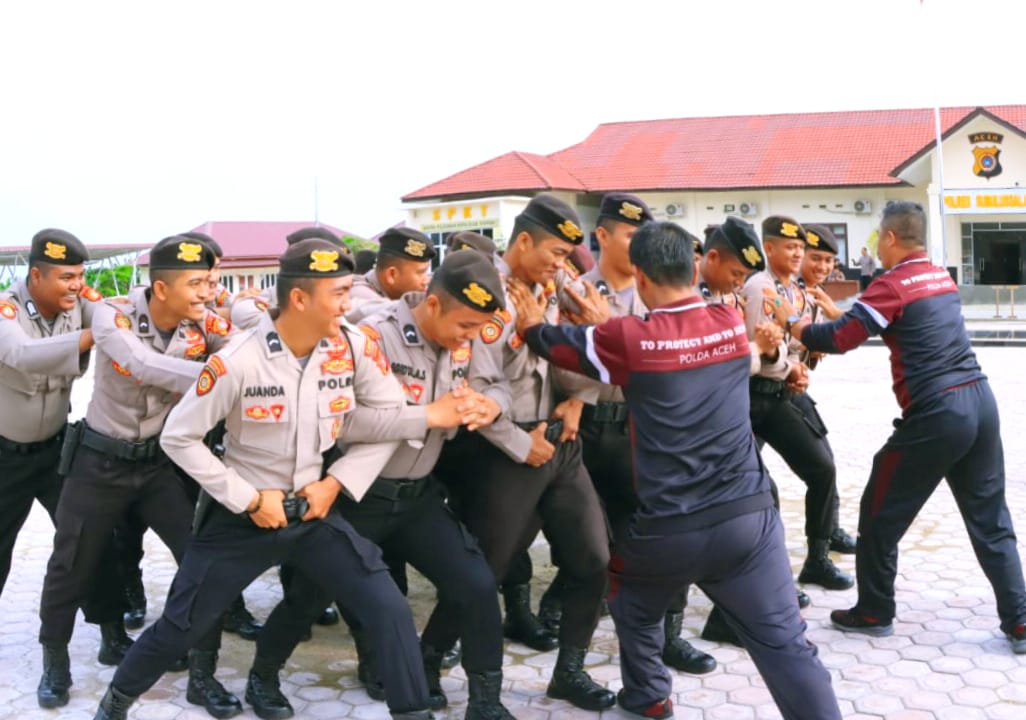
left=223, top=595, right=263, bottom=640
left=315, top=606, right=339, bottom=626
left=466, top=670, right=515, bottom=720
left=662, top=611, right=716, bottom=674
left=798, top=539, right=855, bottom=590
left=389, top=711, right=433, bottom=719
left=440, top=639, right=461, bottom=669
left=187, top=649, right=243, bottom=719
left=546, top=645, right=616, bottom=711
left=537, top=576, right=564, bottom=636
left=353, top=628, right=386, bottom=701
left=501, top=584, right=557, bottom=651
left=93, top=684, right=136, bottom=720
left=829, top=527, right=857, bottom=554
left=245, top=657, right=294, bottom=720
left=123, top=571, right=146, bottom=630
left=700, top=606, right=743, bottom=647
left=421, top=644, right=448, bottom=710
left=98, top=620, right=134, bottom=666
left=37, top=643, right=72, bottom=708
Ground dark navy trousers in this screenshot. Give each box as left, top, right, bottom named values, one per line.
left=855, top=379, right=1026, bottom=631
left=609, top=507, right=840, bottom=720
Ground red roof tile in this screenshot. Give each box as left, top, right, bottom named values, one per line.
left=138, top=221, right=364, bottom=266
left=403, top=151, right=585, bottom=201
left=403, top=106, right=1026, bottom=200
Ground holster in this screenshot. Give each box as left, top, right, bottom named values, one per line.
left=57, top=420, right=85, bottom=476
left=193, top=489, right=215, bottom=535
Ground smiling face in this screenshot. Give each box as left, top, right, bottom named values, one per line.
left=29, top=262, right=86, bottom=316
left=153, top=269, right=212, bottom=322
left=512, top=232, right=575, bottom=285
left=764, top=236, right=805, bottom=278
left=596, top=220, right=637, bottom=277
left=701, top=249, right=751, bottom=295
left=802, top=248, right=836, bottom=286
left=301, top=275, right=354, bottom=338
left=421, top=292, right=494, bottom=350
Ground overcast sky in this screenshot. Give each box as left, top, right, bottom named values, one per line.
left=0, top=0, right=1020, bottom=247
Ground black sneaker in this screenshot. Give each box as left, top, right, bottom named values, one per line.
left=830, top=608, right=893, bottom=637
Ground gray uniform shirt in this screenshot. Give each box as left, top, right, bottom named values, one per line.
left=468, top=256, right=564, bottom=463
left=85, top=285, right=235, bottom=441
left=341, top=292, right=475, bottom=479
left=0, top=280, right=99, bottom=442
left=346, top=270, right=391, bottom=323
left=229, top=289, right=275, bottom=330
left=160, top=312, right=402, bottom=513
left=741, top=269, right=809, bottom=381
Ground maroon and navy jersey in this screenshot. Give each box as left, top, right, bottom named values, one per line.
left=523, top=296, right=770, bottom=524
left=801, top=252, right=983, bottom=413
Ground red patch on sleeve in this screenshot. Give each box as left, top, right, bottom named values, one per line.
left=80, top=286, right=102, bottom=302
left=204, top=314, right=231, bottom=337
left=0, top=301, right=18, bottom=320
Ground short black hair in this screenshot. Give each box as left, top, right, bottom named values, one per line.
left=275, top=275, right=317, bottom=309
left=880, top=202, right=927, bottom=248
left=149, top=268, right=185, bottom=288
left=376, top=253, right=405, bottom=272
left=354, top=249, right=376, bottom=274
left=27, top=259, right=59, bottom=276
left=511, top=216, right=549, bottom=246
left=425, top=281, right=462, bottom=313
left=628, top=221, right=695, bottom=287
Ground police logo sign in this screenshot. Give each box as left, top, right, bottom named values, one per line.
left=970, top=132, right=1003, bottom=180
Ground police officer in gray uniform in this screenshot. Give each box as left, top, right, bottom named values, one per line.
left=436, top=195, right=615, bottom=711
left=347, top=228, right=436, bottom=322
left=0, top=230, right=126, bottom=651
left=37, top=236, right=239, bottom=717
left=253, top=251, right=515, bottom=719
left=741, top=216, right=852, bottom=591
left=0, top=230, right=98, bottom=596
left=93, top=239, right=432, bottom=720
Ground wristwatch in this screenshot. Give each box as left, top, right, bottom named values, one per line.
left=785, top=314, right=800, bottom=337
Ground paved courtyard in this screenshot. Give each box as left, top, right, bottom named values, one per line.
left=2, top=341, right=1025, bottom=719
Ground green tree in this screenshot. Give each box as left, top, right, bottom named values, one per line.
left=85, top=265, right=136, bottom=297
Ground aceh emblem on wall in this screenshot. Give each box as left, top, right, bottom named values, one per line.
left=969, top=132, right=1003, bottom=180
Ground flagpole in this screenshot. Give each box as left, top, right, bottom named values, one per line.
left=924, top=0, right=948, bottom=270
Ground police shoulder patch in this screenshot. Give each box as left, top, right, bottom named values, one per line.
left=196, top=366, right=218, bottom=396
left=0, top=300, right=18, bottom=320
left=204, top=313, right=231, bottom=337
left=114, top=312, right=132, bottom=330
left=81, top=286, right=102, bottom=302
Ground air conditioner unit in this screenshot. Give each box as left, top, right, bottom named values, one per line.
left=853, top=199, right=873, bottom=215
left=665, top=203, right=686, bottom=217
left=738, top=202, right=758, bottom=217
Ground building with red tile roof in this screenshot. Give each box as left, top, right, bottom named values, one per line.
left=402, top=106, right=1026, bottom=288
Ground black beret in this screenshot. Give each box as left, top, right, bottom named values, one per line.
left=278, top=238, right=355, bottom=278
left=179, top=231, right=223, bottom=258
left=286, top=226, right=352, bottom=257
left=597, top=192, right=654, bottom=227
left=377, top=228, right=436, bottom=261
left=802, top=224, right=839, bottom=254
left=149, top=235, right=216, bottom=271
left=432, top=250, right=505, bottom=313
left=762, top=215, right=806, bottom=242
left=446, top=231, right=496, bottom=258
left=519, top=194, right=585, bottom=245
left=708, top=217, right=766, bottom=271
left=30, top=229, right=88, bottom=265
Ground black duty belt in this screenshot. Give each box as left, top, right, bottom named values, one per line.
left=0, top=428, right=64, bottom=456
left=582, top=401, right=629, bottom=424
left=368, top=475, right=432, bottom=502
left=80, top=424, right=162, bottom=462
left=749, top=377, right=787, bottom=397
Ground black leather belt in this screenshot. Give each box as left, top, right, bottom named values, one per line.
left=369, top=475, right=432, bottom=502
left=582, top=401, right=629, bottom=424
left=0, top=429, right=64, bottom=455
left=80, top=424, right=162, bottom=462
left=749, top=377, right=787, bottom=396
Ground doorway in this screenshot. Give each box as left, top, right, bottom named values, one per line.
left=974, top=230, right=1025, bottom=285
